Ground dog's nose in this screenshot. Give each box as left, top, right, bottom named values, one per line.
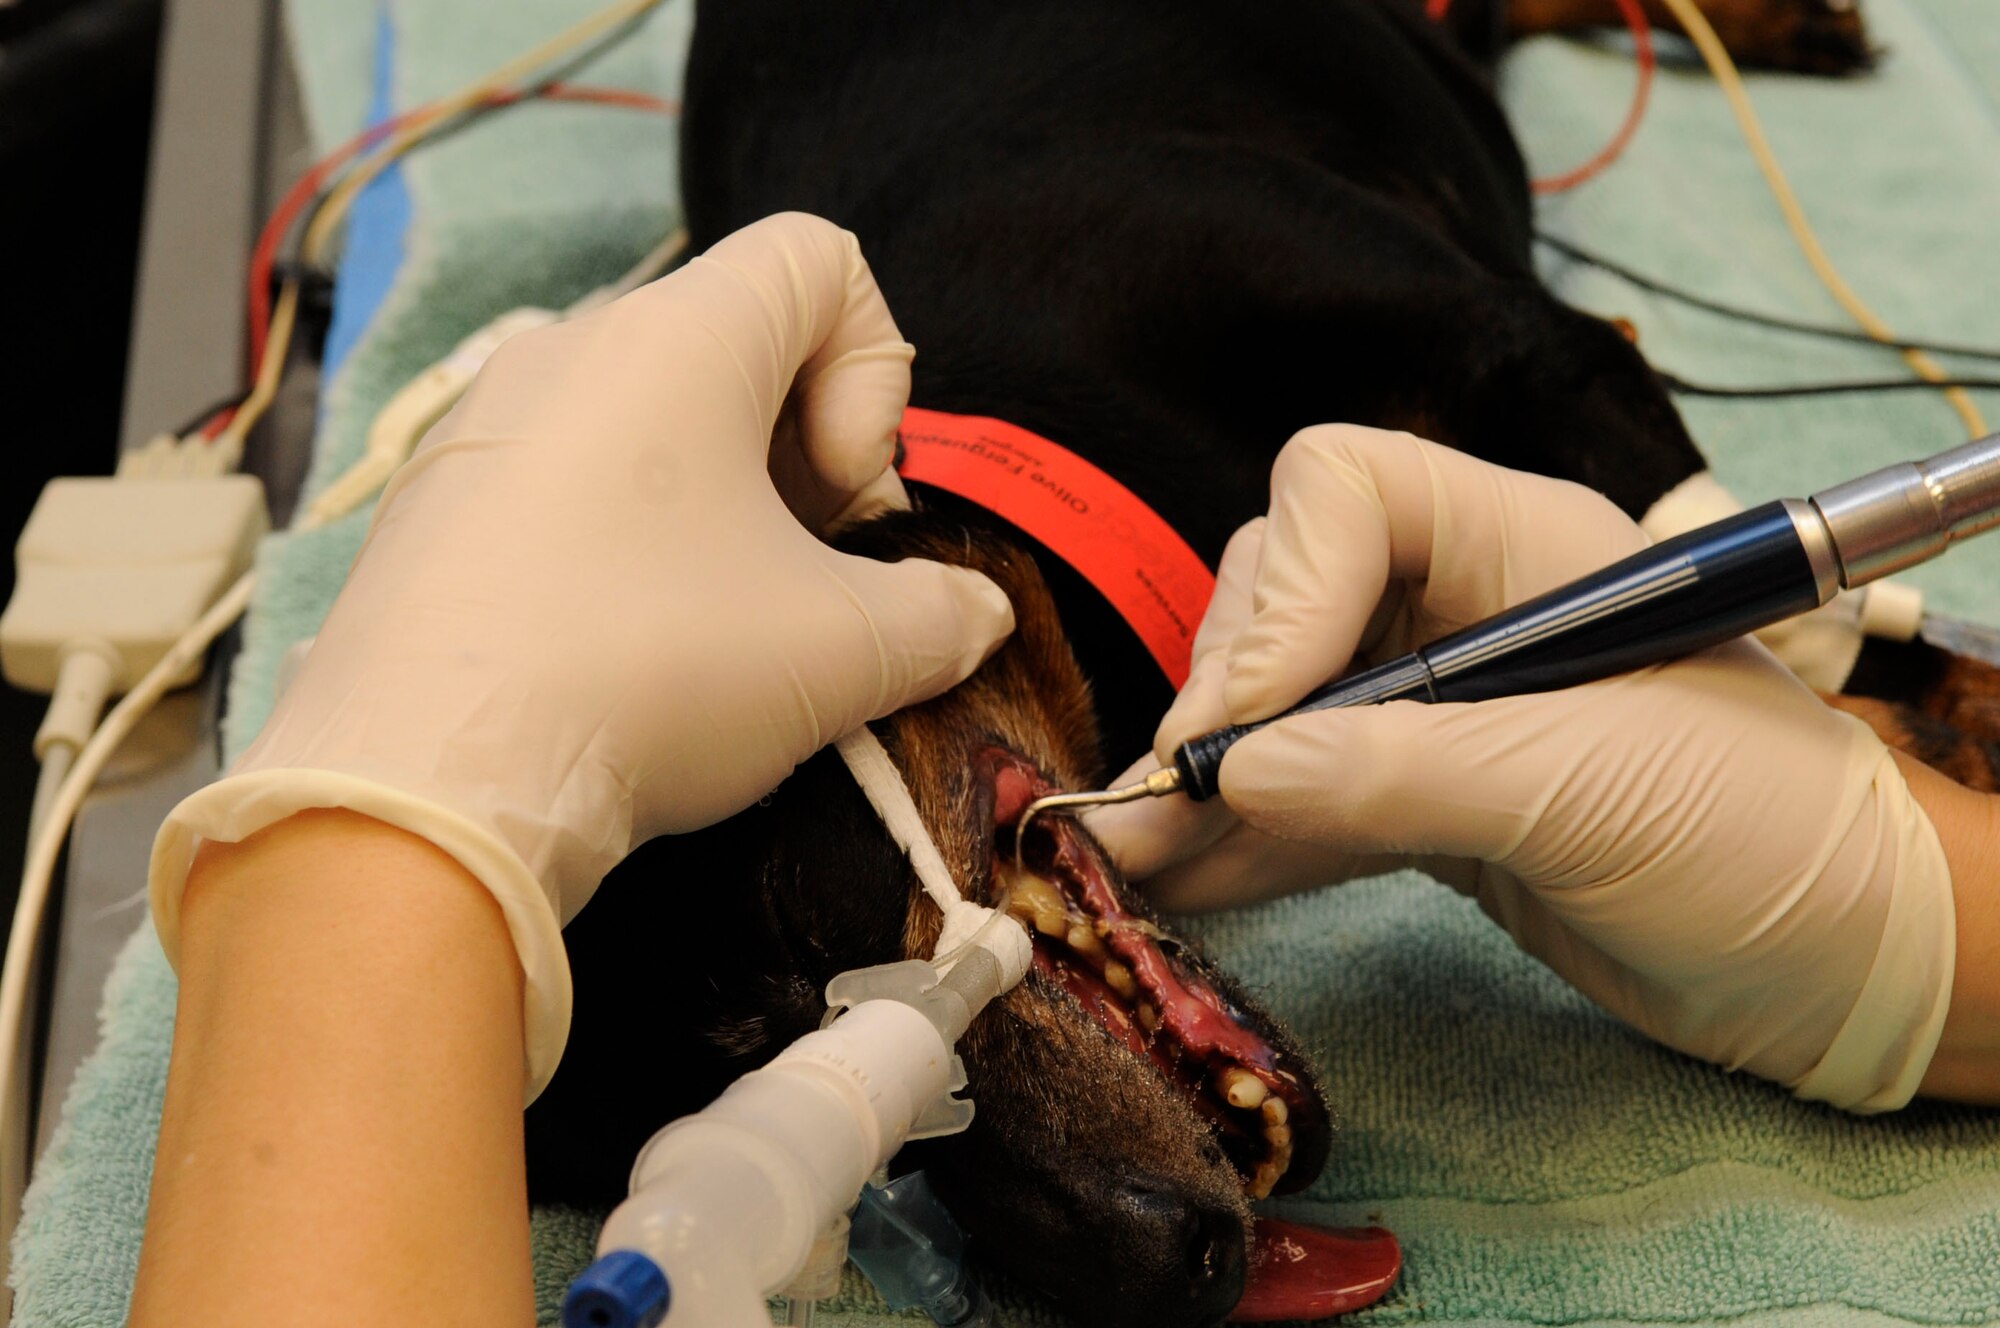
left=1114, top=1180, right=1247, bottom=1324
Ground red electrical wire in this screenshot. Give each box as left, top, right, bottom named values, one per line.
left=1421, top=0, right=1656, bottom=197
left=208, top=83, right=676, bottom=439
left=1529, top=0, right=1655, bottom=195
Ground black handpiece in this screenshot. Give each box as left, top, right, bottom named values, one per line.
left=1172, top=502, right=1823, bottom=799
left=1011, top=435, right=2000, bottom=852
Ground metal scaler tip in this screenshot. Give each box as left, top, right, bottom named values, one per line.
left=1013, top=766, right=1185, bottom=871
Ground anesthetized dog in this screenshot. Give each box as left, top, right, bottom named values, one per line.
left=524, top=2, right=1999, bottom=1325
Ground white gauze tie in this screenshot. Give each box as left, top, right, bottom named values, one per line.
left=835, top=728, right=1032, bottom=985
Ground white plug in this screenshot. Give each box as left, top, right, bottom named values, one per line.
left=304, top=307, right=559, bottom=527
left=1, top=475, right=269, bottom=700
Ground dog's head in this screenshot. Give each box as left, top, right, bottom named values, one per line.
left=837, top=511, right=1335, bottom=1325
left=534, top=506, right=1339, bottom=1327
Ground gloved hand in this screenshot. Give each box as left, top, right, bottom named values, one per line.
left=1089, top=425, right=1956, bottom=1111
left=150, top=213, right=1015, bottom=1095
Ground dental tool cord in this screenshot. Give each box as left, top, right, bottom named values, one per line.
left=1648, top=0, right=1988, bottom=440
left=0, top=0, right=678, bottom=1289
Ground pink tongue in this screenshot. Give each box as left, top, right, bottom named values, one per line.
left=1229, top=1218, right=1401, bottom=1322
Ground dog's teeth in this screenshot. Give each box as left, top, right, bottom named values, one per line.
left=1103, top=960, right=1137, bottom=998
left=1105, top=916, right=1168, bottom=942
left=1138, top=1003, right=1160, bottom=1033
left=1001, top=867, right=1071, bottom=937
left=1243, top=1096, right=1298, bottom=1201
left=1066, top=923, right=1106, bottom=961
left=1221, top=1068, right=1268, bottom=1110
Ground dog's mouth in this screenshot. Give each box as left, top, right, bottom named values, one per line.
left=969, top=745, right=1400, bottom=1322
left=973, top=746, right=1330, bottom=1199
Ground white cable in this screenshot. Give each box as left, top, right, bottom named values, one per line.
left=564, top=227, right=690, bottom=316
left=303, top=228, right=689, bottom=531
left=0, top=746, right=76, bottom=1316
left=833, top=728, right=1032, bottom=986
left=0, top=646, right=120, bottom=1297
left=834, top=729, right=964, bottom=918
left=0, top=570, right=256, bottom=1302
left=26, top=750, right=73, bottom=854
left=0, top=572, right=258, bottom=1202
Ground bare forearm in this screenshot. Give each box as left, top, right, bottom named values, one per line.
left=1898, top=754, right=2000, bottom=1105
left=130, top=809, right=535, bottom=1327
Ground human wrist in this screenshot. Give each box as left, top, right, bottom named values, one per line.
left=152, top=769, right=574, bottom=1098
left=1898, top=751, right=2000, bottom=1104
left=177, top=807, right=521, bottom=984
left=1785, top=744, right=1955, bottom=1112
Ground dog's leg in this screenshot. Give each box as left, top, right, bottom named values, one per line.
left=1506, top=0, right=1873, bottom=74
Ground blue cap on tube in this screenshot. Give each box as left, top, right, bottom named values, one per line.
left=563, top=1250, right=671, bottom=1328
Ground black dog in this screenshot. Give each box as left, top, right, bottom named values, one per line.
left=521, top=4, right=1968, bottom=1326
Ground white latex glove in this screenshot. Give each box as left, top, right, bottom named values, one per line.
left=150, top=213, right=1015, bottom=1095
left=1089, top=425, right=1955, bottom=1111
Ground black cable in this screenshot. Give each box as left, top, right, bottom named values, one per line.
left=1537, top=232, right=2000, bottom=364
left=1659, top=371, right=2000, bottom=400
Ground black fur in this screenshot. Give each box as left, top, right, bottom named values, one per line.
left=674, top=0, right=1703, bottom=763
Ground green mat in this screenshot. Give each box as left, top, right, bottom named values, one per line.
left=15, top=1, right=2000, bottom=1324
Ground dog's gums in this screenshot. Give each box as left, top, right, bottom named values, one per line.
left=979, top=747, right=1327, bottom=1200
left=967, top=746, right=1393, bottom=1323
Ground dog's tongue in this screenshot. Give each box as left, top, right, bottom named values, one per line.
left=1229, top=1218, right=1401, bottom=1322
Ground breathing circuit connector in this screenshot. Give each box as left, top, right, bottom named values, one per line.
left=575, top=939, right=1030, bottom=1326
left=576, top=728, right=1033, bottom=1327
left=849, top=1171, right=995, bottom=1328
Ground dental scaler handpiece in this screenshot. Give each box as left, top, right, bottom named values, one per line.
left=1015, top=434, right=2000, bottom=844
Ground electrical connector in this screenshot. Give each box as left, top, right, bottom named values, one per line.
left=303, top=306, right=558, bottom=526
left=1, top=475, right=270, bottom=698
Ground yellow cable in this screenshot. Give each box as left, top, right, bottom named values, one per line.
left=218, top=281, right=301, bottom=457
left=217, top=0, right=667, bottom=452
left=1651, top=0, right=1986, bottom=439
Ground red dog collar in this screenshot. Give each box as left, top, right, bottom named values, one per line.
left=896, top=406, right=1216, bottom=687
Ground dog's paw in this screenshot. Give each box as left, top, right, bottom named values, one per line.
left=1691, top=0, right=1876, bottom=76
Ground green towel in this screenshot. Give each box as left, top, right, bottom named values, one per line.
left=15, top=2, right=2000, bottom=1324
